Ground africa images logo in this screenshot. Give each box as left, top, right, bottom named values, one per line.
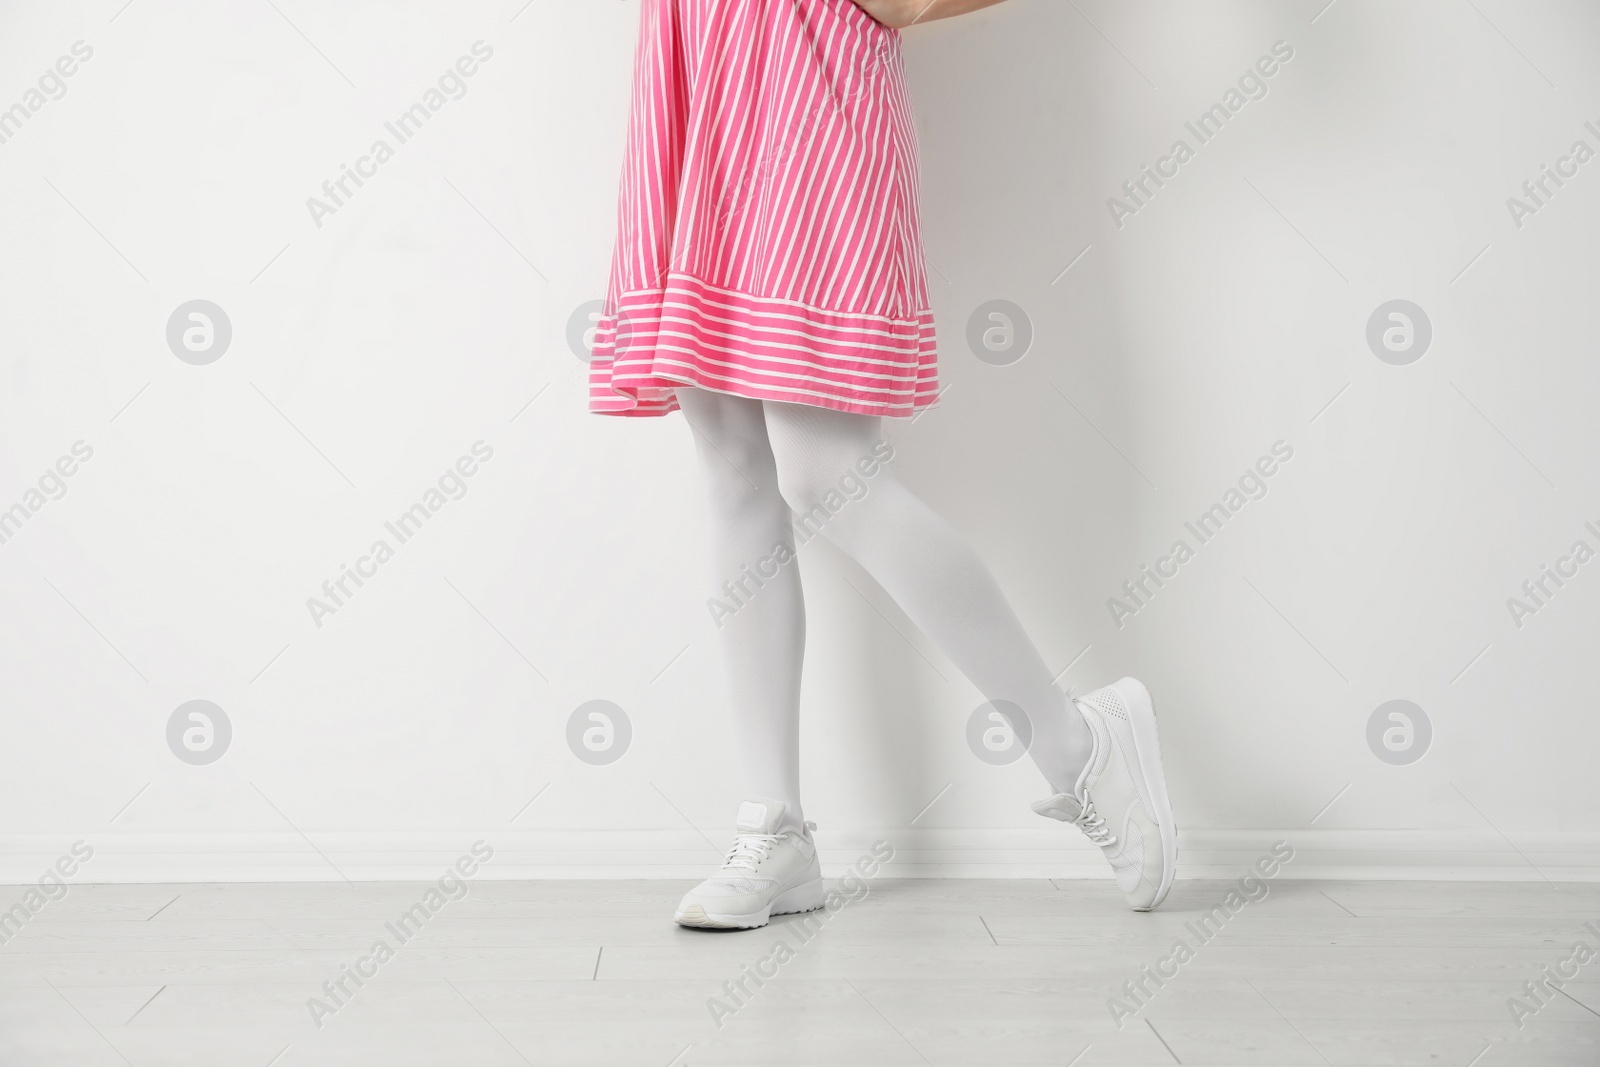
left=1106, top=441, right=1294, bottom=628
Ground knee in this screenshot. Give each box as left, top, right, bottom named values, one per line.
left=700, top=433, right=770, bottom=490
left=698, top=441, right=781, bottom=517
left=772, top=449, right=861, bottom=526
left=769, top=450, right=816, bottom=517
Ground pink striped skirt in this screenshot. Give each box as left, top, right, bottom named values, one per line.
left=589, top=0, right=939, bottom=418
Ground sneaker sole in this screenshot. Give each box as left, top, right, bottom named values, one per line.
left=674, top=877, right=826, bottom=930
left=1113, top=676, right=1178, bottom=911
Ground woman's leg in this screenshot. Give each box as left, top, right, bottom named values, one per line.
left=761, top=399, right=1092, bottom=796
left=675, top=388, right=809, bottom=829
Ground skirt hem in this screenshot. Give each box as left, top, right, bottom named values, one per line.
left=588, top=272, right=938, bottom=419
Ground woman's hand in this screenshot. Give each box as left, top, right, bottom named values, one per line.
left=848, top=0, right=1009, bottom=30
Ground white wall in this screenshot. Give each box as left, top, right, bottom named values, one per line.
left=2, top=0, right=1597, bottom=883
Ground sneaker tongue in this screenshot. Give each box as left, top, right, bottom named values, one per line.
left=1030, top=793, right=1084, bottom=822
left=733, top=797, right=786, bottom=835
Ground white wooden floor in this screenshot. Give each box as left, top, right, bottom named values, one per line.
left=2, top=878, right=1598, bottom=1065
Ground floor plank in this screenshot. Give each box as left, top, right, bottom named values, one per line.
left=1, top=879, right=1596, bottom=1065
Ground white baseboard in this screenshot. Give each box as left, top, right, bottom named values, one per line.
left=2, top=828, right=1597, bottom=883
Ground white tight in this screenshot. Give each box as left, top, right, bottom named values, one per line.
left=676, top=388, right=1090, bottom=830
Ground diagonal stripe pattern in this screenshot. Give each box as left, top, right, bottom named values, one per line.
left=590, top=0, right=939, bottom=418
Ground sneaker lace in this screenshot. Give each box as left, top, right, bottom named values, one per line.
left=718, top=833, right=780, bottom=875
left=1074, top=794, right=1117, bottom=848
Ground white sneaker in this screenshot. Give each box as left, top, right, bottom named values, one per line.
left=674, top=797, right=824, bottom=929
left=1033, top=677, right=1177, bottom=911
